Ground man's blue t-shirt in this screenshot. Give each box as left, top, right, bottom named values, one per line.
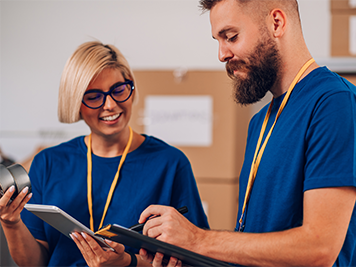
left=237, top=67, right=356, bottom=266
left=22, top=135, right=209, bottom=266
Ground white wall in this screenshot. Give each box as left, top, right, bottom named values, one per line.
left=299, top=0, right=330, bottom=57
left=0, top=0, right=333, bottom=161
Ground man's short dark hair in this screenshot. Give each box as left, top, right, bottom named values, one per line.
left=199, top=0, right=300, bottom=23
left=199, top=0, right=223, bottom=12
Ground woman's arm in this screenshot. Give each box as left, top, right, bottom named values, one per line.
left=0, top=186, right=50, bottom=266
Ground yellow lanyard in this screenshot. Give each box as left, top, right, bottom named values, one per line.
left=238, top=58, right=315, bottom=231
left=87, top=126, right=133, bottom=231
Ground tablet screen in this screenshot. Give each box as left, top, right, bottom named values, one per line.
left=24, top=204, right=113, bottom=251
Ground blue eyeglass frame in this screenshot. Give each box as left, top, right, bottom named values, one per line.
left=82, top=80, right=134, bottom=109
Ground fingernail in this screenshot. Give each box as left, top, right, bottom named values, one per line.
left=156, top=253, right=163, bottom=259
left=69, top=234, right=74, bottom=240
left=81, top=232, right=87, bottom=239
left=27, top=193, right=33, bottom=199
left=71, top=232, right=78, bottom=238
left=105, top=239, right=112, bottom=244
left=22, top=187, right=28, bottom=194
left=9, top=186, right=15, bottom=193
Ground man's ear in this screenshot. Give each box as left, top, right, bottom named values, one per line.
left=268, top=8, right=287, bottom=38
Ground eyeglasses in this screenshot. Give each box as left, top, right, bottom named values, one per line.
left=82, top=80, right=134, bottom=109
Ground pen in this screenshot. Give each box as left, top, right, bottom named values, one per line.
left=129, top=206, right=188, bottom=232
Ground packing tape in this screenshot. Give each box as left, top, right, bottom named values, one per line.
left=0, top=164, right=31, bottom=200
left=0, top=164, right=16, bottom=199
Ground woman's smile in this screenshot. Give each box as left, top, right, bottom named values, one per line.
left=100, top=113, right=121, bottom=122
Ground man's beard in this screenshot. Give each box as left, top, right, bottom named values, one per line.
left=226, top=35, right=281, bottom=105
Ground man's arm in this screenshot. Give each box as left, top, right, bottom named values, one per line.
left=141, top=187, right=355, bottom=267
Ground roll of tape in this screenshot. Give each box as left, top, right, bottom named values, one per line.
left=0, top=163, right=31, bottom=201
left=0, top=164, right=16, bottom=199
left=7, top=164, right=32, bottom=197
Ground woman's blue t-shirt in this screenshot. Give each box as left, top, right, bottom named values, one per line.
left=22, top=135, right=209, bottom=266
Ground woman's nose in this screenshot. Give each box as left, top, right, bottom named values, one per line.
left=102, top=94, right=117, bottom=109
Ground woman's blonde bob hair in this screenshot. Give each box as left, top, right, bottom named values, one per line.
left=58, top=41, right=137, bottom=123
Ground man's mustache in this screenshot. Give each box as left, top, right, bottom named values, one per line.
left=225, top=59, right=250, bottom=79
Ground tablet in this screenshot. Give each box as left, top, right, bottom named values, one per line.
left=24, top=204, right=114, bottom=251
left=96, top=224, right=231, bottom=267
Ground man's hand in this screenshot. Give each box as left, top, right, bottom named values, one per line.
left=139, top=205, right=203, bottom=250
left=139, top=205, right=206, bottom=267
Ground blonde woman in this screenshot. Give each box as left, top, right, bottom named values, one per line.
left=0, top=41, right=208, bottom=267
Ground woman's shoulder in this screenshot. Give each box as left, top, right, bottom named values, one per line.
left=136, top=135, right=189, bottom=161
left=29, top=136, right=87, bottom=176
left=141, top=135, right=179, bottom=150
left=35, top=136, right=86, bottom=159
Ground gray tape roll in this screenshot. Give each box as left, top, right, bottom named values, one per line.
left=7, top=164, right=32, bottom=197
left=0, top=164, right=16, bottom=198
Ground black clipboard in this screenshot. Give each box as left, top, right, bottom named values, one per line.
left=96, top=224, right=231, bottom=267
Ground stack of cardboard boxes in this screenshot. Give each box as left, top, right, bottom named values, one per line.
left=331, top=0, right=356, bottom=56
left=132, top=70, right=252, bottom=230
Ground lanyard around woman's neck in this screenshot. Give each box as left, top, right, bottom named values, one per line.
left=86, top=126, right=133, bottom=231
left=238, top=58, right=315, bottom=232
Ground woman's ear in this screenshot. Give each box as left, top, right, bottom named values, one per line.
left=269, top=8, right=287, bottom=38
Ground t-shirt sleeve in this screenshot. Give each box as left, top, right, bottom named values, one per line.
left=304, top=90, right=356, bottom=191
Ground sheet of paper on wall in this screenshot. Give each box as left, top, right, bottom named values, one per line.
left=350, top=0, right=356, bottom=8
left=350, top=16, right=356, bottom=55
left=144, top=95, right=213, bottom=147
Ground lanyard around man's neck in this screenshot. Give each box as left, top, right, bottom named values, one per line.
left=86, top=127, right=133, bottom=231
left=238, top=58, right=315, bottom=232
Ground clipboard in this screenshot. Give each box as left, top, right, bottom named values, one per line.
left=95, top=224, right=231, bottom=267
left=25, top=204, right=231, bottom=266
left=24, top=204, right=114, bottom=251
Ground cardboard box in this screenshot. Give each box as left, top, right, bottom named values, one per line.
left=196, top=178, right=238, bottom=230
left=331, top=13, right=356, bottom=57
left=131, top=70, right=250, bottom=180
left=331, top=0, right=356, bottom=11
left=130, top=70, right=250, bottom=229
left=341, top=74, right=356, bottom=85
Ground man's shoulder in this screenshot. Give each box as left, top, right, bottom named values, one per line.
left=307, top=67, right=356, bottom=94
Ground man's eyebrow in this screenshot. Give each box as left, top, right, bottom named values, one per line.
left=212, top=27, right=236, bottom=39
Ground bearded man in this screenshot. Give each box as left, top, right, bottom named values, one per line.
left=139, top=1, right=356, bottom=266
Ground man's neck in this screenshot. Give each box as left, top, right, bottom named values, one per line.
left=270, top=57, right=319, bottom=98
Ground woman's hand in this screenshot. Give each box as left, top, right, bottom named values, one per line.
left=139, top=249, right=182, bottom=267
left=70, top=231, right=131, bottom=267
left=0, top=186, right=32, bottom=227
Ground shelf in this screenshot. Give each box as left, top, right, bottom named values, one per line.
left=316, top=57, right=356, bottom=73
